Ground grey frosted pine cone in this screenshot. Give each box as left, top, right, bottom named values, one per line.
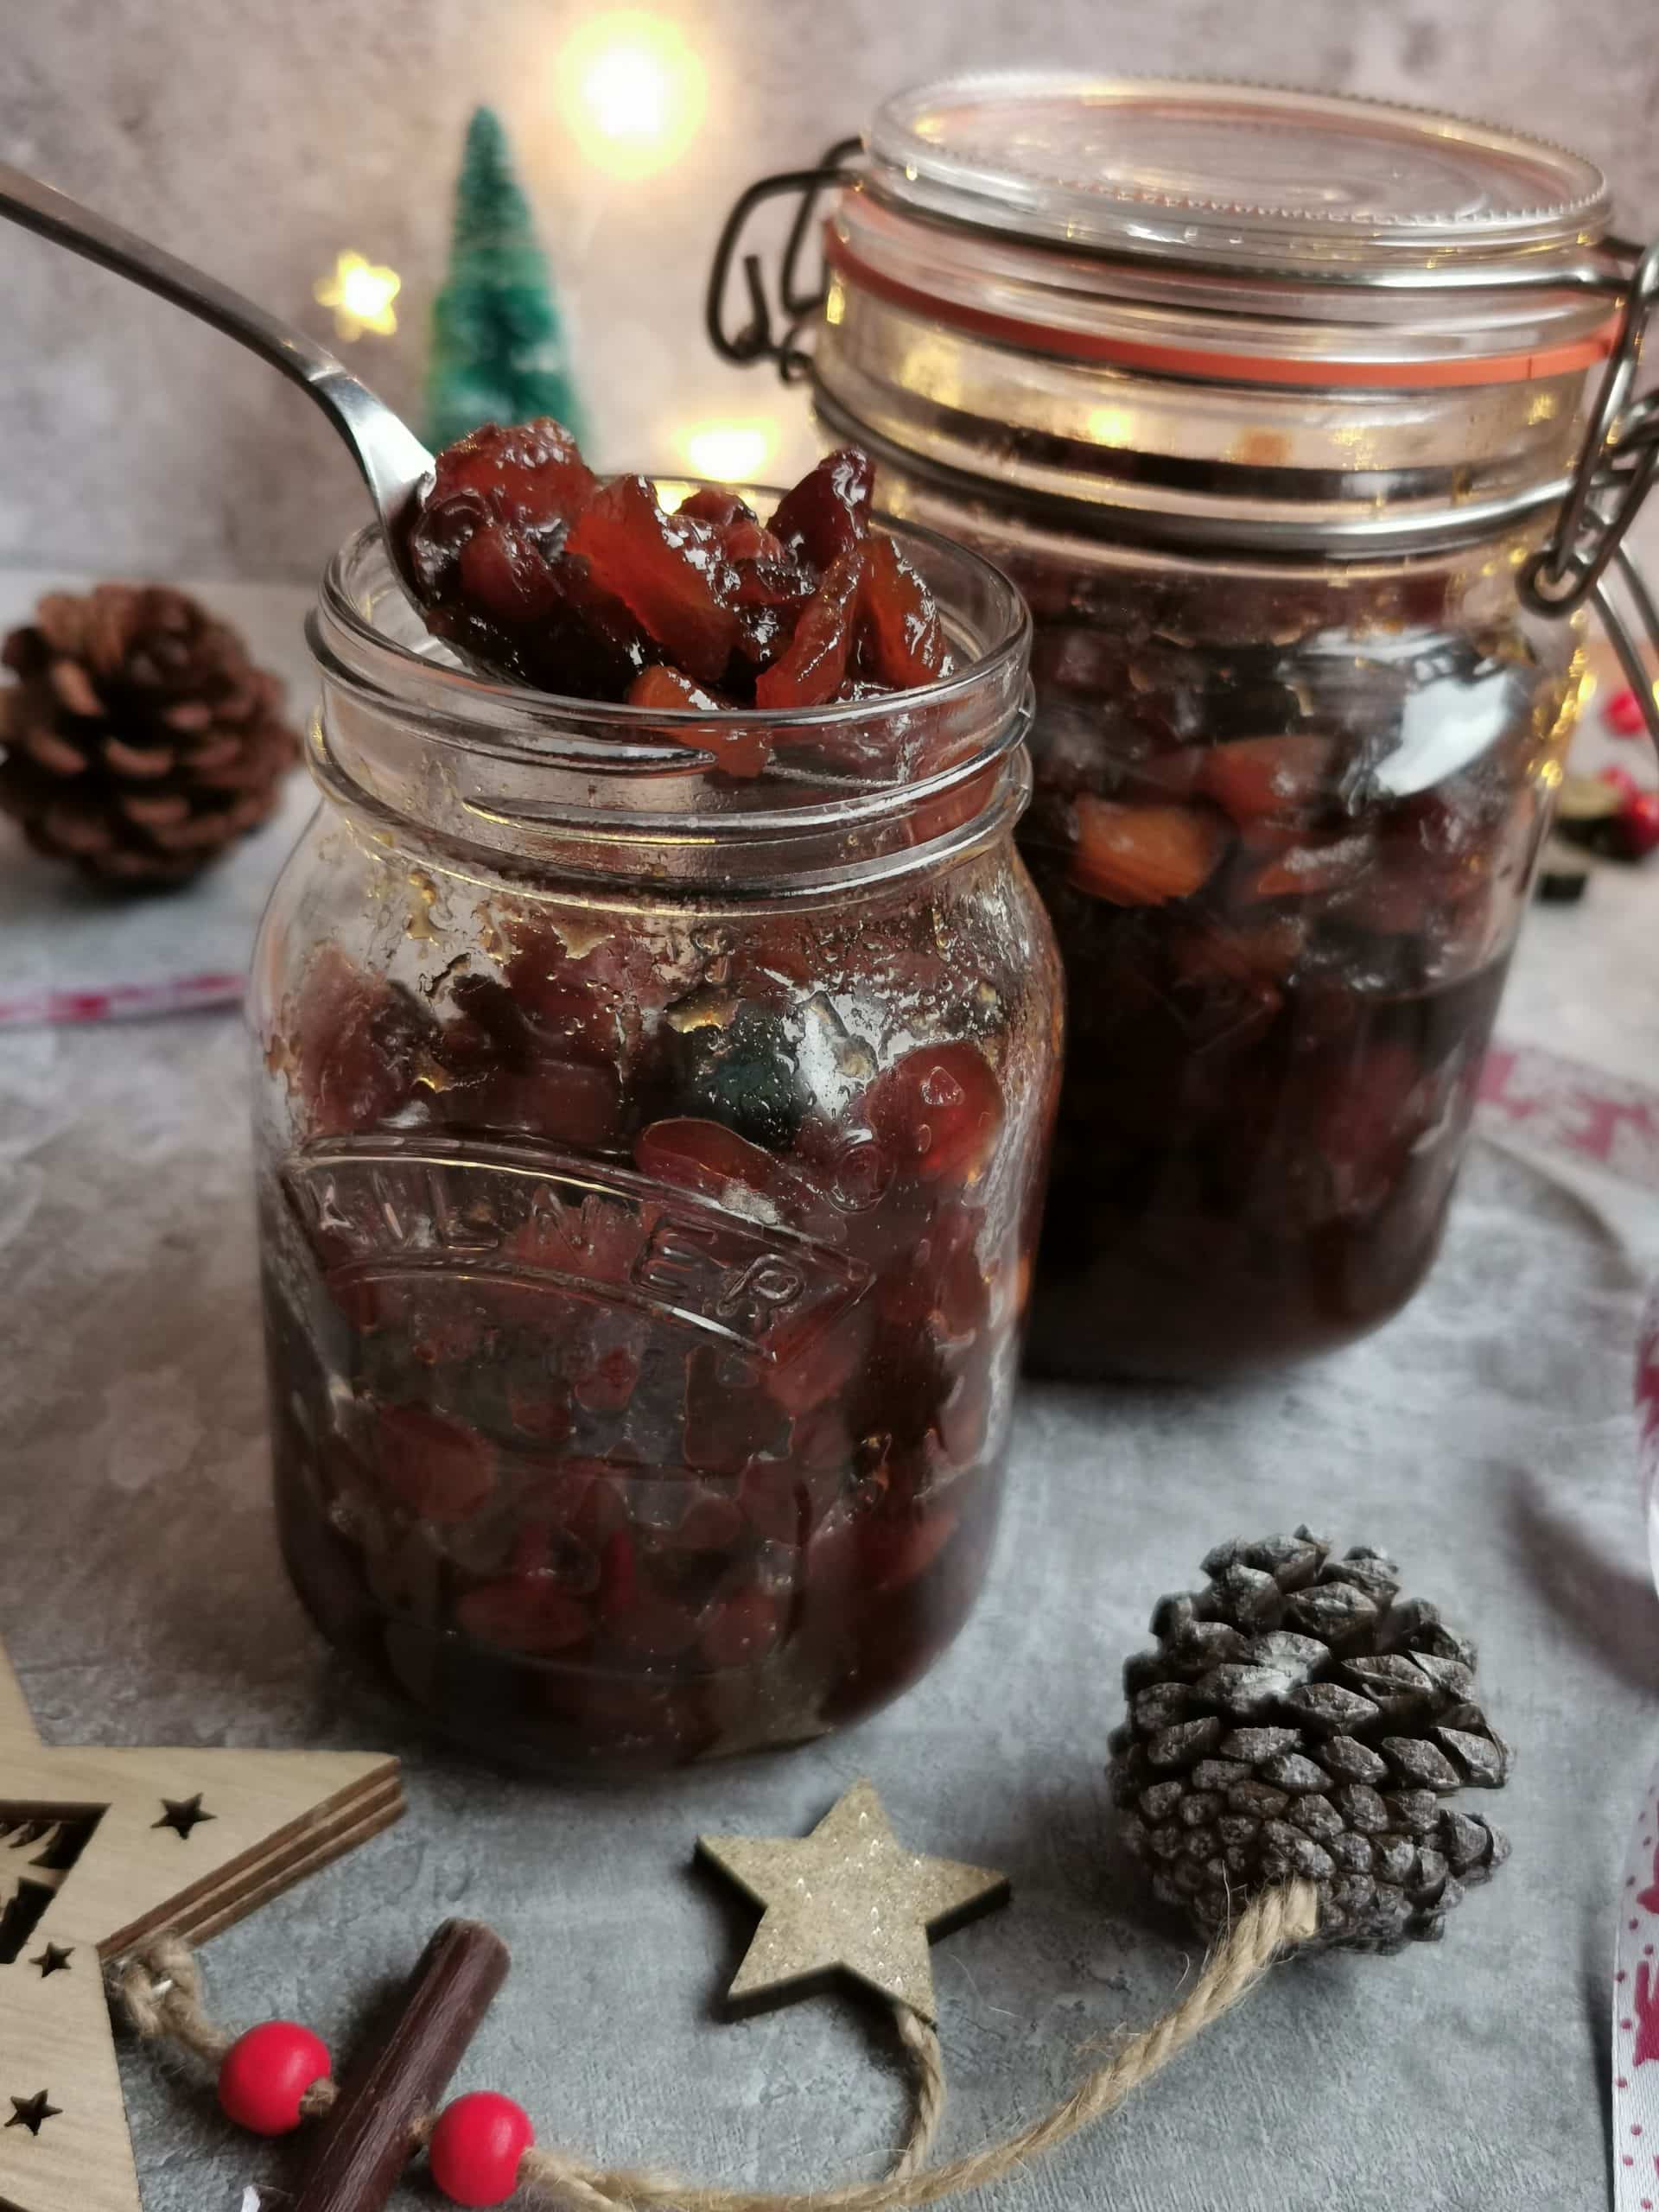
left=1108, top=1530, right=1510, bottom=1953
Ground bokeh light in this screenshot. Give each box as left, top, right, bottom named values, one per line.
left=314, top=251, right=401, bottom=342
left=679, top=421, right=773, bottom=483
left=559, top=11, right=706, bottom=181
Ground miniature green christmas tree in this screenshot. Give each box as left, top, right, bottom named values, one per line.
left=424, top=106, right=587, bottom=451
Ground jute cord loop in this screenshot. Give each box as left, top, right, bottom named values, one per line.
left=119, top=1878, right=1319, bottom=2210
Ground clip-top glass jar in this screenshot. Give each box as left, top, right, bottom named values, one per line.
left=717, top=76, right=1658, bottom=1379
left=251, top=506, right=1058, bottom=1771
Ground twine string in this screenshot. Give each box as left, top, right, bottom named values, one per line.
left=119, top=1879, right=1319, bottom=2211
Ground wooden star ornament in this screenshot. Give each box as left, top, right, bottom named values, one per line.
left=0, top=1633, right=403, bottom=2212
left=697, top=1778, right=1009, bottom=2025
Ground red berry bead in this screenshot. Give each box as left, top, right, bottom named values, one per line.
left=1621, top=790, right=1659, bottom=860
left=217, top=2021, right=331, bottom=2136
left=1605, top=685, right=1649, bottom=737
left=429, top=2091, right=536, bottom=2207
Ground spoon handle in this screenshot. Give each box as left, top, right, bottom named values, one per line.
left=0, top=160, right=431, bottom=517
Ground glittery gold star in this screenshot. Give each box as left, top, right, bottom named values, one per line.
left=313, top=250, right=401, bottom=340
left=697, top=1779, right=1008, bottom=2024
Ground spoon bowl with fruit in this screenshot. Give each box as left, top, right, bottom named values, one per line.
left=0, top=162, right=958, bottom=747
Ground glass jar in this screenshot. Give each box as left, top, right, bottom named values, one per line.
left=720, top=76, right=1656, bottom=1379
left=250, top=508, right=1059, bottom=1771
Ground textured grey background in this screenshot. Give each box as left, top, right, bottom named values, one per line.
left=1, top=0, right=1658, bottom=582
left=1, top=995, right=1654, bottom=2212
left=2, top=578, right=1658, bottom=2212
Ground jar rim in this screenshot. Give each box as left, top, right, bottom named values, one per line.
left=306, top=502, right=1034, bottom=889
left=313, top=492, right=1029, bottom=772
left=868, top=73, right=1612, bottom=268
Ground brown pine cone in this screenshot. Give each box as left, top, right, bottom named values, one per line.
left=1109, top=1529, right=1511, bottom=1954
left=0, top=584, right=300, bottom=887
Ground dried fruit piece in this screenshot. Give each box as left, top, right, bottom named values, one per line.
left=1242, top=831, right=1374, bottom=902
left=755, top=549, right=864, bottom=709
left=1069, top=795, right=1230, bottom=906
left=375, top=1405, right=495, bottom=1522
left=457, top=1572, right=591, bottom=1655
left=768, top=447, right=874, bottom=569
left=856, top=535, right=950, bottom=689
left=425, top=417, right=596, bottom=533
left=291, top=946, right=429, bottom=1138
left=626, top=666, right=773, bottom=777
left=1198, top=734, right=1338, bottom=825
left=634, top=1116, right=823, bottom=1228
left=565, top=474, right=743, bottom=684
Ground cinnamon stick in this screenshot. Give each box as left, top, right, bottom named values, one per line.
left=292, top=1917, right=510, bottom=2212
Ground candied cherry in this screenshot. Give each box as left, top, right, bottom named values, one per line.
left=683, top=1345, right=791, bottom=1473
left=863, top=1042, right=1004, bottom=1186
left=859, top=1502, right=960, bottom=1595
left=1317, top=1040, right=1426, bottom=1211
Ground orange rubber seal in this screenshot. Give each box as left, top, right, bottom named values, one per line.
left=825, top=232, right=1621, bottom=391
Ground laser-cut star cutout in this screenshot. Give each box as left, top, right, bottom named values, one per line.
left=5, top=2092, right=60, bottom=2136
left=0, top=1636, right=402, bottom=2212
left=153, top=1795, right=214, bottom=1840
left=696, top=1778, right=1009, bottom=2024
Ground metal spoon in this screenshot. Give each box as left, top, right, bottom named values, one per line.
left=0, top=159, right=435, bottom=597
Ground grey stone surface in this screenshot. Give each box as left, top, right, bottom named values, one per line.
left=3, top=708, right=1659, bottom=2203
left=2, top=0, right=1657, bottom=582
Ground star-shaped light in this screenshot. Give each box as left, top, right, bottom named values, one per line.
left=152, top=1794, right=214, bottom=1840
left=0, top=1638, right=400, bottom=2212
left=314, top=251, right=401, bottom=341
left=697, top=1778, right=1009, bottom=2024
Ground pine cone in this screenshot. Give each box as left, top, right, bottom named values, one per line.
left=1109, top=1530, right=1510, bottom=1954
left=0, top=585, right=299, bottom=886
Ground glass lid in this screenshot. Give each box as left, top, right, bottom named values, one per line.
left=868, top=75, right=1612, bottom=268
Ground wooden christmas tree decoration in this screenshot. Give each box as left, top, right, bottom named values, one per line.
left=0, top=1633, right=402, bottom=2212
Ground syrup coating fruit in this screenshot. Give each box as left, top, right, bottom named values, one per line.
left=263, top=842, right=1058, bottom=1770
left=989, top=538, right=1579, bottom=1380
left=403, top=422, right=947, bottom=732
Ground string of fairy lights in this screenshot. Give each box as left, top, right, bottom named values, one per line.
left=313, top=9, right=778, bottom=486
